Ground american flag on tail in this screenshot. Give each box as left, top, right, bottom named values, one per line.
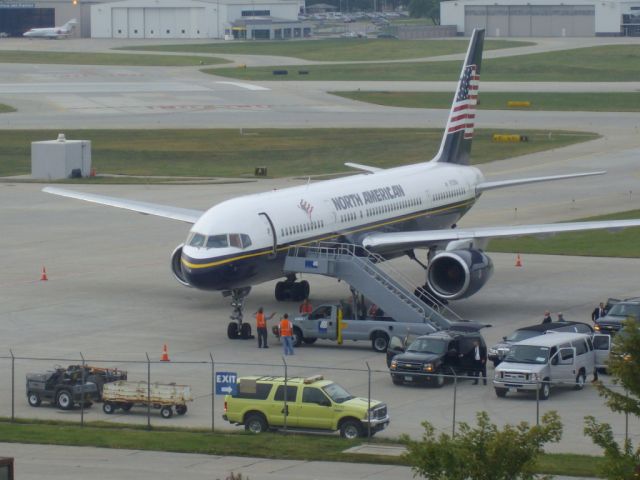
left=447, top=64, right=479, bottom=140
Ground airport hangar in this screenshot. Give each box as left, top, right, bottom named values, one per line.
left=440, top=0, right=640, bottom=36
left=13, top=0, right=307, bottom=39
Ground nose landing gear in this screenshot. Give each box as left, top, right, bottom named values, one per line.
left=224, top=287, right=252, bottom=340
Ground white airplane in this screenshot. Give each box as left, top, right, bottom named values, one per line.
left=43, top=29, right=640, bottom=339
left=23, top=19, right=77, bottom=39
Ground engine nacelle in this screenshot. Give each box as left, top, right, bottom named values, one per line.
left=171, top=244, right=191, bottom=287
left=427, top=249, right=493, bottom=300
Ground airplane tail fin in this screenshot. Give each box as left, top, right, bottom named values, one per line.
left=432, top=28, right=485, bottom=166
left=63, top=19, right=78, bottom=30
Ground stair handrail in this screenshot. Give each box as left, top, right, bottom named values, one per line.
left=287, top=242, right=463, bottom=323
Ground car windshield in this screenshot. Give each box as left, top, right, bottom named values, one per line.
left=505, top=345, right=550, bottom=364
left=322, top=382, right=354, bottom=404
left=607, top=303, right=640, bottom=319
left=407, top=338, right=447, bottom=354
left=506, top=330, right=539, bottom=342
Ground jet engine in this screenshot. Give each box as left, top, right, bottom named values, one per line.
left=171, top=244, right=191, bottom=287
left=426, top=249, right=493, bottom=300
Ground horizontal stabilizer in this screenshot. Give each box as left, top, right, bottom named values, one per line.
left=344, top=162, right=383, bottom=174
left=363, top=219, right=640, bottom=250
left=477, top=171, right=606, bottom=193
left=42, top=187, right=203, bottom=224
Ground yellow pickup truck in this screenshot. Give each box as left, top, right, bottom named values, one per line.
left=222, top=375, right=389, bottom=439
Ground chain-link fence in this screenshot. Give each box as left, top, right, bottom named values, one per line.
left=0, top=352, right=637, bottom=453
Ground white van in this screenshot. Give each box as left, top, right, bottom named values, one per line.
left=493, top=332, right=610, bottom=400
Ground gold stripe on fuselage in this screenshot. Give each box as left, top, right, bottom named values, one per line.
left=181, top=198, right=475, bottom=270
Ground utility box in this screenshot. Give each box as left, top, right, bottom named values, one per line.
left=31, top=133, right=91, bottom=180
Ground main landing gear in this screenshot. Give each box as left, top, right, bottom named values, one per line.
left=275, top=275, right=309, bottom=302
left=224, top=287, right=252, bottom=340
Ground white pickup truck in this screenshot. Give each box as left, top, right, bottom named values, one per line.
left=291, top=303, right=437, bottom=352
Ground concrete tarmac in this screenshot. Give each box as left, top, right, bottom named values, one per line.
left=1, top=35, right=640, bottom=466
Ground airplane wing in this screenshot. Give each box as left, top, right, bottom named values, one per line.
left=363, top=219, right=640, bottom=250
left=344, top=162, right=383, bottom=174
left=476, top=171, right=605, bottom=193
left=43, top=187, right=203, bottom=224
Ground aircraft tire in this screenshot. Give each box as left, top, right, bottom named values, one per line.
left=240, top=323, right=252, bottom=339
left=227, top=322, right=239, bottom=339
left=275, top=282, right=286, bottom=301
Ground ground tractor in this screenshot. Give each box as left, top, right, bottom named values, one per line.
left=26, top=367, right=99, bottom=410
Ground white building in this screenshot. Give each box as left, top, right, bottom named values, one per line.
left=91, top=0, right=304, bottom=38
left=441, top=0, right=640, bottom=36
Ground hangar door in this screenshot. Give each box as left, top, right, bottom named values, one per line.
left=112, top=7, right=204, bottom=38
left=465, top=5, right=595, bottom=37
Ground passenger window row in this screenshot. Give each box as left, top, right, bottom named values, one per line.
left=433, top=187, right=466, bottom=202
left=365, top=197, right=422, bottom=218
left=281, top=219, right=325, bottom=238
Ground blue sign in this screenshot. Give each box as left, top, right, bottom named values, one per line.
left=215, top=371, right=238, bottom=396
left=304, top=260, right=318, bottom=269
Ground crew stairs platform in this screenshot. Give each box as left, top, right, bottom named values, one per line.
left=284, top=243, right=464, bottom=332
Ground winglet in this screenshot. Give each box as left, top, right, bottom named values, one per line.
left=433, top=29, right=485, bottom=166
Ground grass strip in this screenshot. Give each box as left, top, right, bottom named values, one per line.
left=0, top=50, right=227, bottom=66
left=0, top=129, right=597, bottom=179
left=0, top=103, right=16, bottom=113
left=205, top=45, right=640, bottom=82
left=118, top=38, right=529, bottom=62
left=488, top=210, right=640, bottom=258
left=0, top=419, right=605, bottom=476
left=332, top=91, right=640, bottom=112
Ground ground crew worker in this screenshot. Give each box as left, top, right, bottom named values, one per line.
left=299, top=298, right=313, bottom=315
left=279, top=313, right=294, bottom=356
left=255, top=307, right=275, bottom=349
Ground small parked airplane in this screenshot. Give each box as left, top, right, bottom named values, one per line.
left=43, top=29, right=640, bottom=339
left=23, top=19, right=77, bottom=39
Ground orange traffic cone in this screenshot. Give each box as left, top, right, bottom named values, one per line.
left=40, top=266, right=48, bottom=281
left=161, top=344, right=170, bottom=362
left=515, top=254, right=523, bottom=268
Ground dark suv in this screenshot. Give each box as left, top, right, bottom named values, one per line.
left=595, top=298, right=640, bottom=335
left=488, top=321, right=594, bottom=367
left=387, top=330, right=486, bottom=387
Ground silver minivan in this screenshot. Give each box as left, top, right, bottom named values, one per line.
left=493, top=332, right=610, bottom=400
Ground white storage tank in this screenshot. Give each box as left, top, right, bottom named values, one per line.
left=31, top=134, right=92, bottom=180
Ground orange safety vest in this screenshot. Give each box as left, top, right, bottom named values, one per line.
left=279, top=318, right=292, bottom=337
left=256, top=312, right=266, bottom=328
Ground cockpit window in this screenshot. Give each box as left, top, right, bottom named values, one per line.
left=229, top=234, right=242, bottom=248
left=189, top=233, right=206, bottom=248
left=241, top=234, right=252, bottom=248
left=207, top=234, right=228, bottom=248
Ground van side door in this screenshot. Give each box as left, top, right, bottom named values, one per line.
left=550, top=346, right=576, bottom=384
left=593, top=334, right=612, bottom=371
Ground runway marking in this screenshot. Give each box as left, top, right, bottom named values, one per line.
left=215, top=81, right=270, bottom=91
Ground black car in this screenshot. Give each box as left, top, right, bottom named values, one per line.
left=387, top=330, right=486, bottom=387
left=595, top=298, right=640, bottom=335
left=488, top=321, right=594, bottom=367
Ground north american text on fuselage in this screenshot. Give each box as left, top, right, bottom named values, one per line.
left=331, top=185, right=406, bottom=211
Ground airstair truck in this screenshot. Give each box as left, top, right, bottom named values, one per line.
left=291, top=303, right=437, bottom=352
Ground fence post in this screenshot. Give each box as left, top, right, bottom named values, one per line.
left=452, top=369, right=457, bottom=437
left=10, top=349, right=15, bottom=423
left=80, top=352, right=85, bottom=427
left=366, top=361, right=371, bottom=441
left=146, top=352, right=151, bottom=430
left=282, top=356, right=288, bottom=433
left=210, top=353, right=215, bottom=433
left=625, top=388, right=629, bottom=443
left=535, top=380, right=540, bottom=426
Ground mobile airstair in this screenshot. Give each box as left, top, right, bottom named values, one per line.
left=284, top=243, right=466, bottom=331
